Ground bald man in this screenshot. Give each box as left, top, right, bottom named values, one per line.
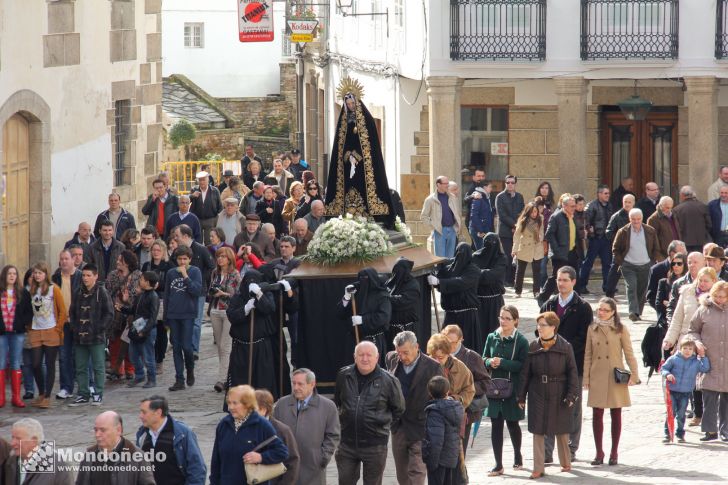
left=65, top=221, right=96, bottom=250
left=76, top=411, right=155, bottom=485
left=334, top=341, right=405, bottom=485
left=637, top=181, right=660, bottom=221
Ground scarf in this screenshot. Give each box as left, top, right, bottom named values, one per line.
left=233, top=412, right=251, bottom=432
left=540, top=334, right=556, bottom=350
left=596, top=316, right=614, bottom=328
left=525, top=218, right=540, bottom=238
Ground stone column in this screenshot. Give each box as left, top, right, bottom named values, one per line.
left=426, top=76, right=463, bottom=190
left=685, top=76, right=718, bottom=200
left=555, top=77, right=588, bottom=195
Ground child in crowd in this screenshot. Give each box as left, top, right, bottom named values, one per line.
left=122, top=271, right=160, bottom=389
left=661, top=338, right=711, bottom=443
left=423, top=376, right=464, bottom=485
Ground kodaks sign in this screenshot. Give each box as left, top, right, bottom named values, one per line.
left=288, top=19, right=319, bottom=43
left=238, top=1, right=274, bottom=43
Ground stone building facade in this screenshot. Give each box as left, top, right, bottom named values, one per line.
left=0, top=0, right=163, bottom=268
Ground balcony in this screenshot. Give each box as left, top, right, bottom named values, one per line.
left=580, top=0, right=679, bottom=61
left=717, top=0, right=728, bottom=59
left=450, top=0, right=547, bottom=61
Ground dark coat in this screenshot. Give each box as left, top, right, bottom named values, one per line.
left=611, top=186, right=635, bottom=208
left=708, top=198, right=728, bottom=242
left=69, top=284, right=114, bottom=345
left=545, top=210, right=583, bottom=261
left=0, top=288, right=32, bottom=334
left=165, top=212, right=202, bottom=243
left=646, top=210, right=681, bottom=261
left=121, top=289, right=160, bottom=337
left=386, top=351, right=445, bottom=441
left=437, top=244, right=482, bottom=352
left=495, top=190, right=525, bottom=239
left=210, top=412, right=289, bottom=485
left=234, top=229, right=277, bottom=261
left=84, top=238, right=126, bottom=282
left=390, top=189, right=406, bottom=223
left=333, top=364, right=405, bottom=448
left=64, top=232, right=96, bottom=250
left=76, top=438, right=155, bottom=485
left=540, top=293, right=593, bottom=375
left=637, top=196, right=659, bottom=221
left=673, top=197, right=711, bottom=247
left=190, top=185, right=223, bottom=220
left=256, top=198, right=286, bottom=236
left=605, top=208, right=629, bottom=242
left=142, top=192, right=179, bottom=229
left=422, top=398, right=464, bottom=470
left=93, top=208, right=136, bottom=240
left=454, top=344, right=492, bottom=421
left=584, top=199, right=613, bottom=238
left=270, top=417, right=301, bottom=485
left=612, top=223, right=660, bottom=266
left=646, top=259, right=670, bottom=310
left=385, top=257, right=421, bottom=342
left=52, top=268, right=83, bottom=308
left=518, top=335, right=580, bottom=435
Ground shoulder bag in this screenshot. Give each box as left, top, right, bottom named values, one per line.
left=244, top=434, right=287, bottom=485
left=485, top=331, right=518, bottom=400
left=613, top=367, right=631, bottom=384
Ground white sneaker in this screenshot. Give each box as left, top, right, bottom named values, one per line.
left=89, top=386, right=96, bottom=395
left=55, top=389, right=71, bottom=400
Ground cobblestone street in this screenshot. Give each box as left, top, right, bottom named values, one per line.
left=1, top=284, right=726, bottom=484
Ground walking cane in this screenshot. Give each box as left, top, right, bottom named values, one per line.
left=431, top=286, right=442, bottom=332
left=279, top=290, right=284, bottom=396
left=248, top=308, right=255, bottom=386
left=351, top=297, right=361, bottom=344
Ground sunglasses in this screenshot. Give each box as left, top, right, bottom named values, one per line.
left=671, top=261, right=684, bottom=267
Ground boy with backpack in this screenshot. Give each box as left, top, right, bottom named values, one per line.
left=122, top=271, right=160, bottom=388
left=423, top=376, right=464, bottom=485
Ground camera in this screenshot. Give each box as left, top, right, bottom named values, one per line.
left=208, top=284, right=222, bottom=298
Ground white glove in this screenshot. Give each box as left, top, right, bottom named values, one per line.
left=244, top=298, right=256, bottom=316
left=249, top=283, right=262, bottom=298
left=349, top=155, right=357, bottom=179
left=352, top=315, right=362, bottom=326
left=427, top=275, right=439, bottom=286
left=280, top=280, right=291, bottom=292
left=343, top=285, right=357, bottom=301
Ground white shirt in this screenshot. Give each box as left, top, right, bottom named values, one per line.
left=149, top=417, right=168, bottom=447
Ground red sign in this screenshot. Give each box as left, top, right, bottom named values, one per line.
left=238, top=1, right=274, bottom=42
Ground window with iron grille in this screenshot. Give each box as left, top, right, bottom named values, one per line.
left=184, top=22, right=204, bottom=48
left=580, top=0, right=679, bottom=60
left=450, top=0, right=547, bottom=61
left=717, top=0, right=728, bottom=59
left=114, top=100, right=131, bottom=187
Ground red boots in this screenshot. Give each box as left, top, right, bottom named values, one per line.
left=10, top=370, right=25, bottom=408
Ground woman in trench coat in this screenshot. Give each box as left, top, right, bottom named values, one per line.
left=518, top=311, right=579, bottom=479
left=583, top=297, right=640, bottom=466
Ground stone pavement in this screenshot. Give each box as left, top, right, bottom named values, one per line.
left=1, top=283, right=727, bottom=484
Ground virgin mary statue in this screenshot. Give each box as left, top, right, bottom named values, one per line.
left=324, top=77, right=396, bottom=228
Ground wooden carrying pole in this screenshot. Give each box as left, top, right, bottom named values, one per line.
left=279, top=291, right=284, bottom=396
left=248, top=309, right=255, bottom=385
left=431, top=287, right=442, bottom=332
left=351, top=298, right=361, bottom=344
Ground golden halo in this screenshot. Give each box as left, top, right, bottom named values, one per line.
left=336, top=76, right=364, bottom=102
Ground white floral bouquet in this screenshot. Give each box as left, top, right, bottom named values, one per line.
left=394, top=216, right=413, bottom=244
left=305, top=214, right=393, bottom=265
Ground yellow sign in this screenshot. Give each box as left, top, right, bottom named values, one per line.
left=291, top=33, right=314, bottom=42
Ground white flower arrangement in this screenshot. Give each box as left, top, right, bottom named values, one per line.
left=305, top=214, right=393, bottom=265
left=394, top=216, right=413, bottom=244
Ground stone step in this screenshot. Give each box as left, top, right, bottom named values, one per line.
left=416, top=145, right=429, bottom=156
left=420, top=109, right=429, bottom=130
left=413, top=131, right=429, bottom=147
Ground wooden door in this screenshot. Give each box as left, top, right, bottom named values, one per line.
left=601, top=111, right=679, bottom=198
left=2, top=114, right=30, bottom=269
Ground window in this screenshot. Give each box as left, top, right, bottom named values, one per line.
left=460, top=107, right=509, bottom=199
left=371, top=0, right=384, bottom=49
left=114, top=100, right=132, bottom=186
left=184, top=22, right=204, bottom=48
left=394, top=0, right=404, bottom=28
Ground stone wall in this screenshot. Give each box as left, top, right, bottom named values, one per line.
left=186, top=129, right=289, bottom=169
left=508, top=105, right=559, bottom=198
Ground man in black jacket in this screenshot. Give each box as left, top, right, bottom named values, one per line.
left=189, top=170, right=222, bottom=244
left=495, top=175, right=525, bottom=286
left=52, top=249, right=83, bottom=400
left=578, top=185, right=614, bottom=294
left=604, top=193, right=635, bottom=297
left=636, top=181, right=660, bottom=221
left=93, top=192, right=136, bottom=240
left=646, top=240, right=686, bottom=309
left=386, top=331, right=444, bottom=485
left=335, top=341, right=405, bottom=485
left=68, top=264, right=114, bottom=406
left=539, top=265, right=592, bottom=463
left=85, top=220, right=125, bottom=283
left=537, top=196, right=581, bottom=306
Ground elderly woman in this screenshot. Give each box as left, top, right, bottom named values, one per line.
left=583, top=297, right=640, bottom=466
left=255, top=389, right=300, bottom=485
left=427, top=333, right=475, bottom=409
left=482, top=305, right=529, bottom=476
left=220, top=176, right=249, bottom=204
left=518, top=311, right=579, bottom=479
left=244, top=160, right=264, bottom=190
left=688, top=280, right=728, bottom=441
left=210, top=385, right=288, bottom=485
left=282, top=181, right=305, bottom=234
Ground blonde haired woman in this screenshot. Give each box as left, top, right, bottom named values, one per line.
left=664, top=267, right=717, bottom=351
left=282, top=181, right=305, bottom=234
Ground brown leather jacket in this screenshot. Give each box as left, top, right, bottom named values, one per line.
left=612, top=223, right=660, bottom=266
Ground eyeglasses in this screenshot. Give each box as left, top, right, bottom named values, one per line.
left=671, top=262, right=684, bottom=267
left=505, top=181, right=516, bottom=185
left=597, top=307, right=613, bottom=312
left=499, top=315, right=514, bottom=321
left=536, top=323, right=551, bottom=328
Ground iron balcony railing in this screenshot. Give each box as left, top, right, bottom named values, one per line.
left=580, top=0, right=679, bottom=60
left=450, top=0, right=547, bottom=61
left=717, top=0, right=728, bottom=59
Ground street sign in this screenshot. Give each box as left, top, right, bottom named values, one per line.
left=491, top=142, right=508, bottom=156
left=238, top=1, right=274, bottom=42
left=288, top=19, right=319, bottom=43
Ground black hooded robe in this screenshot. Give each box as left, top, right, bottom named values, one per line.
left=226, top=270, right=280, bottom=399
left=471, top=233, right=507, bottom=348
left=324, top=94, right=396, bottom=228
left=436, top=243, right=482, bottom=354
left=385, top=257, right=422, bottom=352
left=338, top=267, right=392, bottom=365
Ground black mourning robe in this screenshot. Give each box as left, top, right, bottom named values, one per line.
left=338, top=267, right=392, bottom=365
left=385, top=257, right=421, bottom=351
left=471, top=233, right=507, bottom=352
left=436, top=243, right=482, bottom=354
left=324, top=94, right=396, bottom=228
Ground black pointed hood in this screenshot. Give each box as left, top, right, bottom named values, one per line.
left=472, top=232, right=505, bottom=269
left=386, top=257, right=414, bottom=293
left=446, top=242, right=473, bottom=276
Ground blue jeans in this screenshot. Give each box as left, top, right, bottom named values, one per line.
left=539, top=256, right=549, bottom=288
left=58, top=324, right=75, bottom=393
left=168, top=319, right=194, bottom=382
left=666, top=390, right=691, bottom=438
left=130, top=327, right=157, bottom=382
left=193, top=296, right=205, bottom=354
left=0, top=333, right=25, bottom=370
left=578, top=236, right=612, bottom=291
left=469, top=229, right=484, bottom=250
left=22, top=348, right=39, bottom=393
left=433, top=226, right=457, bottom=258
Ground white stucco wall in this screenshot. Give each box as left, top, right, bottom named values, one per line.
left=162, top=0, right=286, bottom=97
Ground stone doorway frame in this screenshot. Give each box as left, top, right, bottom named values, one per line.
left=0, top=90, right=52, bottom=267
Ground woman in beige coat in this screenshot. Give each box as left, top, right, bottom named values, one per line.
left=664, top=267, right=717, bottom=350
left=583, top=297, right=640, bottom=466
left=512, top=202, right=546, bottom=298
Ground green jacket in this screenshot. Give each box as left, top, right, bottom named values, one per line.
left=482, top=329, right=529, bottom=421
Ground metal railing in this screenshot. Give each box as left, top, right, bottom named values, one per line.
left=161, top=161, right=239, bottom=195
left=717, top=0, right=728, bottom=59
left=580, top=0, right=679, bottom=60
left=450, top=0, right=547, bottom=61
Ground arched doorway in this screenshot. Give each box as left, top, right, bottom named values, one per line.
left=2, top=114, right=30, bottom=269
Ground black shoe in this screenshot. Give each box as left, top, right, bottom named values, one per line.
left=169, top=380, right=185, bottom=392
left=591, top=457, right=604, bottom=466
left=580, top=287, right=591, bottom=295
left=608, top=457, right=618, bottom=466
left=662, top=436, right=671, bottom=443
left=628, top=313, right=640, bottom=322
left=544, top=456, right=553, bottom=464
left=186, top=368, right=195, bottom=386
left=23, top=392, right=34, bottom=400
left=214, top=381, right=224, bottom=393
left=193, top=353, right=199, bottom=361
left=700, top=432, right=718, bottom=441
left=571, top=452, right=577, bottom=462
left=127, top=378, right=145, bottom=388
left=687, top=410, right=695, bottom=419
left=69, top=396, right=89, bottom=407
left=677, top=436, right=686, bottom=443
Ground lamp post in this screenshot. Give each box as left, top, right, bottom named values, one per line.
left=617, top=83, right=653, bottom=121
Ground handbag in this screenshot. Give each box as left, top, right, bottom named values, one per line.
left=466, top=394, right=489, bottom=414
left=613, top=367, right=631, bottom=384
left=128, top=317, right=148, bottom=342
left=244, top=435, right=287, bottom=485
left=485, top=331, right=518, bottom=400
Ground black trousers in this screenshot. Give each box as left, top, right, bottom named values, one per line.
left=515, top=259, right=542, bottom=296
left=604, top=262, right=622, bottom=298
left=501, top=237, right=515, bottom=285
left=537, top=250, right=579, bottom=305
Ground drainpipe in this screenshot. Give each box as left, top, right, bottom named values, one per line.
left=295, top=44, right=305, bottom=155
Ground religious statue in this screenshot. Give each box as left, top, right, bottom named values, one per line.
left=324, top=77, right=396, bottom=228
